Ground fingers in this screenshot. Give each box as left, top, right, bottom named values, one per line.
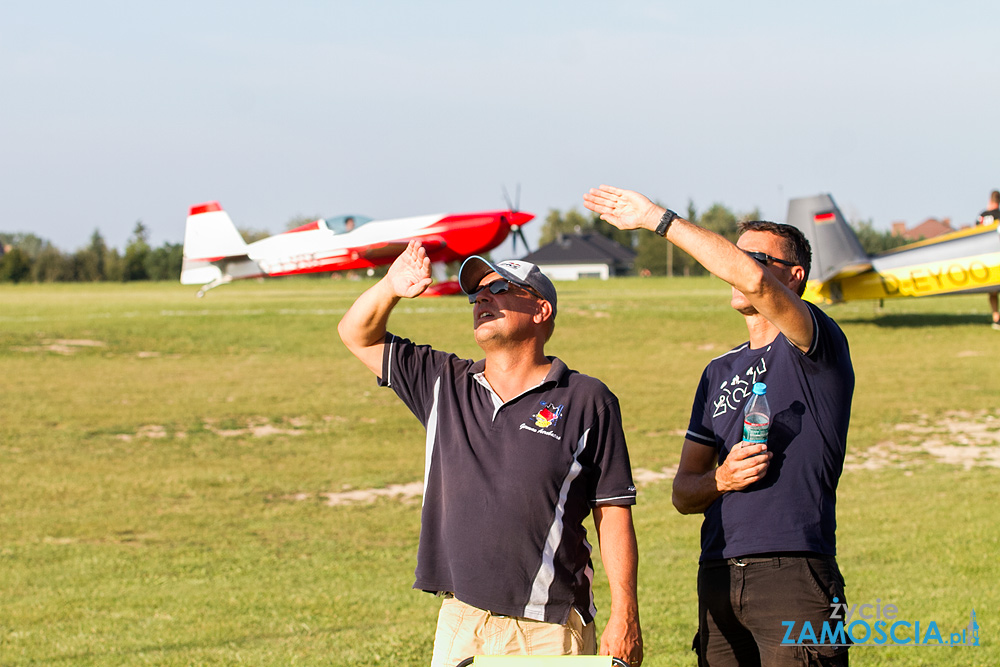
left=403, top=241, right=430, bottom=274
left=591, top=184, right=622, bottom=198
left=733, top=442, right=768, bottom=460
left=386, top=241, right=433, bottom=298
left=584, top=186, right=620, bottom=210
left=721, top=445, right=771, bottom=491
left=741, top=454, right=771, bottom=481
left=582, top=195, right=606, bottom=215
left=599, top=640, right=642, bottom=666
left=405, top=239, right=425, bottom=262
left=599, top=615, right=642, bottom=666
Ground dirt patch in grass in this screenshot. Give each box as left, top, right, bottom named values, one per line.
left=117, top=410, right=1000, bottom=505
left=14, top=339, right=106, bottom=355
left=114, top=417, right=313, bottom=441
left=845, top=409, right=1000, bottom=471
left=283, top=467, right=676, bottom=507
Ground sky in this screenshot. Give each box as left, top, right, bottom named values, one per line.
left=3, top=1, right=999, bottom=254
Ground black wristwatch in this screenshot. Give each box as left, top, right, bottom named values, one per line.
left=655, top=208, right=678, bottom=237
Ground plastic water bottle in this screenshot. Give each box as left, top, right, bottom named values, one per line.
left=742, top=382, right=770, bottom=446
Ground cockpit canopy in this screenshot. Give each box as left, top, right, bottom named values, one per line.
left=322, top=215, right=374, bottom=234
left=285, top=214, right=375, bottom=236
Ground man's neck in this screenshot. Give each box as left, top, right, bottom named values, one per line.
left=482, top=345, right=552, bottom=402
left=744, top=313, right=782, bottom=349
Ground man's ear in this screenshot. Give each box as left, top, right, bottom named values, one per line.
left=534, top=299, right=554, bottom=325
left=789, top=265, right=807, bottom=294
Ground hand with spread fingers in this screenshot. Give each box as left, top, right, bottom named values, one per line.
left=386, top=239, right=433, bottom=299
left=583, top=185, right=662, bottom=232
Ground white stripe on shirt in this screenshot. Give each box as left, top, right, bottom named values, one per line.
left=522, top=428, right=590, bottom=621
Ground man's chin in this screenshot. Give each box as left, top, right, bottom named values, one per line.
left=734, top=304, right=759, bottom=316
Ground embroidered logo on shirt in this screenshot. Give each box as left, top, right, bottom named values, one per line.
left=534, top=402, right=564, bottom=428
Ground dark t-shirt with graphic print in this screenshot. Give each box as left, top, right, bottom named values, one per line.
left=686, top=303, right=854, bottom=561
left=378, top=333, right=636, bottom=625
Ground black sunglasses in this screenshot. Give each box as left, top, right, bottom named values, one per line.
left=745, top=250, right=797, bottom=267
left=468, top=278, right=543, bottom=303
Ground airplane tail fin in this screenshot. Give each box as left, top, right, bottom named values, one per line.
left=785, top=194, right=871, bottom=284
left=181, top=202, right=253, bottom=287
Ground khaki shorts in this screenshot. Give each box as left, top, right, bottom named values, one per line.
left=430, top=595, right=597, bottom=667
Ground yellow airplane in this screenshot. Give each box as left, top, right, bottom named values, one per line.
left=787, top=195, right=1000, bottom=304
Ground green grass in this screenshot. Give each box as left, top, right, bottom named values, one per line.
left=1, top=278, right=998, bottom=665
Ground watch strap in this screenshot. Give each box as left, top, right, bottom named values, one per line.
left=655, top=209, right=678, bottom=237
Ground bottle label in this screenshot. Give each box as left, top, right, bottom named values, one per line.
left=743, top=415, right=769, bottom=444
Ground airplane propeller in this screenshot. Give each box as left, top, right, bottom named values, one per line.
left=503, top=184, right=531, bottom=257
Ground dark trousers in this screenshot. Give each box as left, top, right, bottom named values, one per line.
left=696, top=554, right=849, bottom=667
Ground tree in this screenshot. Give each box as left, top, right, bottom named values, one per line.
left=31, top=244, right=74, bottom=282
left=122, top=221, right=150, bottom=281
left=538, top=208, right=636, bottom=250
left=0, top=246, right=31, bottom=283
left=144, top=243, right=183, bottom=281
left=75, top=229, right=108, bottom=281
left=699, top=203, right=740, bottom=241
left=0, top=233, right=47, bottom=261
left=648, top=199, right=699, bottom=277
left=104, top=248, right=124, bottom=282
left=851, top=219, right=909, bottom=255
left=635, top=229, right=668, bottom=275
left=538, top=208, right=595, bottom=246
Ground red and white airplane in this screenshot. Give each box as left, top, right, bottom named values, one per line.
left=181, top=202, right=534, bottom=297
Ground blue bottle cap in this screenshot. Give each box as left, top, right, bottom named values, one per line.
left=752, top=382, right=767, bottom=395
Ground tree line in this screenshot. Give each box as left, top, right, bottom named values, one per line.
left=538, top=202, right=910, bottom=276
left=0, top=222, right=182, bottom=284
left=0, top=206, right=911, bottom=284
left=0, top=214, right=306, bottom=285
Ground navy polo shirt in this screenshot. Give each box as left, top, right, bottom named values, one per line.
left=379, top=333, right=636, bottom=625
left=685, top=303, right=854, bottom=561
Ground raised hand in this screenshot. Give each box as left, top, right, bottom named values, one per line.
left=583, top=185, right=661, bottom=232
left=386, top=240, right=433, bottom=298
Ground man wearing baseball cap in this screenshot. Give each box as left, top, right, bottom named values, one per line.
left=338, top=241, right=642, bottom=666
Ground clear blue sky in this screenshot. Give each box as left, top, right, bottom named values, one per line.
left=3, top=1, right=998, bottom=253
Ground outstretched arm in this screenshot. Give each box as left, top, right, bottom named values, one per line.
left=584, top=185, right=813, bottom=351
left=593, top=505, right=643, bottom=666
left=337, top=240, right=432, bottom=376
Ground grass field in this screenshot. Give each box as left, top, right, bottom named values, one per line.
left=1, top=277, right=998, bottom=666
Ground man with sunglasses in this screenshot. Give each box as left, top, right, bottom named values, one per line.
left=338, top=240, right=642, bottom=667
left=585, top=186, right=854, bottom=667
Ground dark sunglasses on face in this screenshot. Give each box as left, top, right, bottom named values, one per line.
left=468, top=278, right=543, bottom=303
left=745, top=250, right=797, bottom=267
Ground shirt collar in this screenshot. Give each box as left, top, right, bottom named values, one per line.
left=468, top=356, right=567, bottom=387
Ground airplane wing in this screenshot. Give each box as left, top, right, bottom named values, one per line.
left=357, top=237, right=447, bottom=262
